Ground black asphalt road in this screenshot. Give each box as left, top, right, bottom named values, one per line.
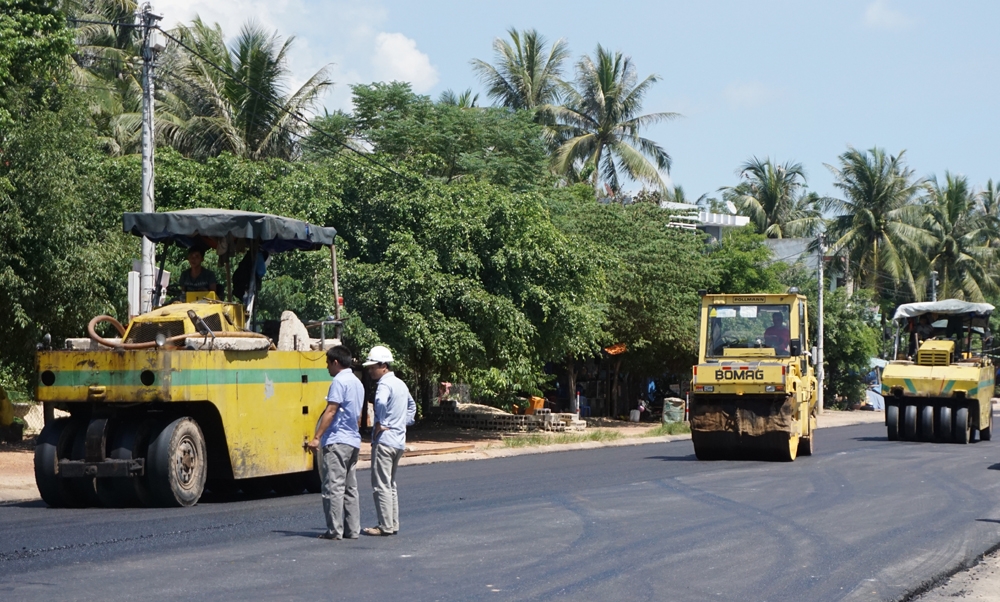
left=3, top=421, right=1000, bottom=602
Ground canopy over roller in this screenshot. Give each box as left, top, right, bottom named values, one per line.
left=123, top=208, right=337, bottom=253
left=892, top=300, right=994, bottom=321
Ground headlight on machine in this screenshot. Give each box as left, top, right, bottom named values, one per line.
left=765, top=385, right=776, bottom=392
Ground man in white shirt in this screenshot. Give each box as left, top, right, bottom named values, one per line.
left=361, top=345, right=416, bottom=536
left=307, top=345, right=364, bottom=540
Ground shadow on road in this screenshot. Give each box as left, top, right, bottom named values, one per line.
left=272, top=529, right=325, bottom=539
left=975, top=518, right=1000, bottom=525
left=852, top=437, right=888, bottom=442
left=644, top=454, right=697, bottom=462
left=987, top=463, right=1000, bottom=471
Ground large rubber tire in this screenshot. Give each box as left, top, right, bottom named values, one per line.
left=886, top=405, right=900, bottom=441
left=980, top=408, right=993, bottom=441
left=145, top=417, right=207, bottom=507
left=66, top=420, right=100, bottom=507
left=903, top=405, right=918, bottom=440
left=937, top=406, right=953, bottom=443
left=954, top=407, right=971, bottom=444
left=34, top=418, right=75, bottom=507
left=95, top=419, right=142, bottom=508
left=919, top=406, right=935, bottom=441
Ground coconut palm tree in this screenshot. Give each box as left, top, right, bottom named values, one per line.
left=824, top=147, right=930, bottom=298
left=470, top=28, right=569, bottom=110
left=918, top=173, right=997, bottom=301
left=157, top=18, right=331, bottom=160
left=549, top=45, right=677, bottom=193
left=438, top=88, right=479, bottom=108
left=976, top=179, right=1000, bottom=248
left=720, top=157, right=823, bottom=238
left=60, top=0, right=144, bottom=153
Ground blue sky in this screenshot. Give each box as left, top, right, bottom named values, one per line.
left=160, top=0, right=1000, bottom=201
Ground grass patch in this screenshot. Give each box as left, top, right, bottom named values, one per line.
left=501, top=429, right=623, bottom=448
left=641, top=422, right=691, bottom=437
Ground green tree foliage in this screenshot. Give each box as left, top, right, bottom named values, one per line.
left=549, top=45, right=677, bottom=192
left=470, top=27, right=569, bottom=110
left=548, top=188, right=715, bottom=384
left=709, top=227, right=787, bottom=294
left=0, top=0, right=74, bottom=125
left=0, top=93, right=134, bottom=392
left=334, top=82, right=552, bottom=190
left=821, top=289, right=881, bottom=405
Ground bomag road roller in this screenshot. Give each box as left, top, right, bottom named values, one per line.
left=689, top=290, right=818, bottom=461
left=34, top=209, right=343, bottom=507
left=882, top=300, right=995, bottom=444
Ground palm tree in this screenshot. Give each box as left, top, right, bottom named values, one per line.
left=61, top=0, right=144, bottom=154
left=976, top=179, right=1000, bottom=248
left=824, top=147, right=930, bottom=298
left=919, top=173, right=997, bottom=301
left=157, top=18, right=331, bottom=160
left=549, top=45, right=677, bottom=193
left=470, top=28, right=569, bottom=110
left=438, top=89, right=479, bottom=108
left=720, top=157, right=823, bottom=238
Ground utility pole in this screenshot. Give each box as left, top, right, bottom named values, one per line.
left=817, top=234, right=825, bottom=415
left=931, top=270, right=938, bottom=302
left=139, top=4, right=162, bottom=312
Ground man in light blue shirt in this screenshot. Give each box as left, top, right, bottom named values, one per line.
left=307, top=345, right=364, bottom=540
left=361, top=345, right=416, bottom=536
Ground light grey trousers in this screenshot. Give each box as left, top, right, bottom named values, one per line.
left=321, top=443, right=360, bottom=538
left=371, top=444, right=404, bottom=533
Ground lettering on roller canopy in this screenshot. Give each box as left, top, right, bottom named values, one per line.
left=714, top=369, right=766, bottom=381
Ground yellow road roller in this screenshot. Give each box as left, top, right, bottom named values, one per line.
left=690, top=290, right=818, bottom=461
left=34, top=209, right=342, bottom=507
left=882, top=300, right=994, bottom=444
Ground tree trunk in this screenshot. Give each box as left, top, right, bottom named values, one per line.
left=611, top=358, right=622, bottom=417
left=566, top=354, right=577, bottom=413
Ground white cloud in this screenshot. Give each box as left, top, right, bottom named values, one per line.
left=863, top=0, right=914, bottom=30
left=724, top=81, right=777, bottom=110
left=370, top=32, right=439, bottom=93
left=154, top=1, right=438, bottom=110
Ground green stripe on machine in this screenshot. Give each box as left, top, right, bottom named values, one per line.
left=44, top=368, right=330, bottom=388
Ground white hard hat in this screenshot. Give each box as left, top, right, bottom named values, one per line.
left=362, top=345, right=394, bottom=366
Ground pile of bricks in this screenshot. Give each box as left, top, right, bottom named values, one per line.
left=435, top=405, right=588, bottom=434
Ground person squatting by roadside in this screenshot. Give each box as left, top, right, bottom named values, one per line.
left=307, top=345, right=364, bottom=540
left=362, top=345, right=416, bottom=537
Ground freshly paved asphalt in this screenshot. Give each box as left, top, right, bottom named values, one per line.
left=3, top=421, right=1000, bottom=602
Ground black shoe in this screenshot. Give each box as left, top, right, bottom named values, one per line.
left=318, top=531, right=341, bottom=540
